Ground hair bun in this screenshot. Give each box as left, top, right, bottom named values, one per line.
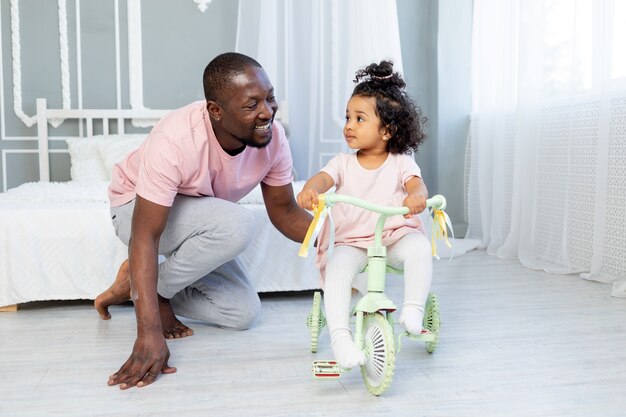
left=369, top=60, right=394, bottom=80
left=353, top=60, right=402, bottom=86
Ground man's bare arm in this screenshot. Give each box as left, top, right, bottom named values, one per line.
left=261, top=182, right=313, bottom=243
left=107, top=195, right=176, bottom=389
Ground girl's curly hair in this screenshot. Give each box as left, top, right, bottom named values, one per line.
left=352, top=60, right=427, bottom=154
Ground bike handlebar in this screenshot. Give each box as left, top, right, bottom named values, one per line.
left=321, top=193, right=447, bottom=214
left=298, top=193, right=449, bottom=258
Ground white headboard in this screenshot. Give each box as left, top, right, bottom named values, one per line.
left=36, top=98, right=169, bottom=182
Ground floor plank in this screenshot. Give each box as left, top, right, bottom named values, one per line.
left=1, top=249, right=625, bottom=417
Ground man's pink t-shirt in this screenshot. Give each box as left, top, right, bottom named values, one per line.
left=108, top=101, right=293, bottom=207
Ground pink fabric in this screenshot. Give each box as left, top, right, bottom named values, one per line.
left=109, top=101, right=293, bottom=207
left=316, top=152, right=426, bottom=282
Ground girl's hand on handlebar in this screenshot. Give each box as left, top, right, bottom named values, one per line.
left=297, top=189, right=320, bottom=211
left=403, top=194, right=427, bottom=218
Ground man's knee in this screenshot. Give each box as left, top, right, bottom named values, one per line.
left=188, top=205, right=255, bottom=264
left=227, top=206, right=256, bottom=255
left=222, top=294, right=261, bottom=330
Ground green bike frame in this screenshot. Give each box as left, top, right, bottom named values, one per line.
left=319, top=193, right=447, bottom=350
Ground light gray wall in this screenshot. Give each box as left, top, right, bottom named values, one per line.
left=398, top=0, right=472, bottom=234
left=0, top=0, right=237, bottom=189
left=436, top=0, right=473, bottom=234
left=140, top=0, right=238, bottom=108
left=1, top=0, right=472, bottom=234
left=397, top=0, right=438, bottom=193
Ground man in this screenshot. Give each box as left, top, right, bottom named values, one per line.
left=94, top=52, right=312, bottom=389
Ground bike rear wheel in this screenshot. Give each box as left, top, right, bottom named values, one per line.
left=307, top=291, right=325, bottom=352
left=424, top=293, right=440, bottom=353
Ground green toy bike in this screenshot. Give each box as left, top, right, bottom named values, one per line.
left=299, top=192, right=451, bottom=396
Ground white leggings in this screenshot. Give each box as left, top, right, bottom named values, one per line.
left=323, top=232, right=433, bottom=338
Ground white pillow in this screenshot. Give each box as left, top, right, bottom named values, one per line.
left=65, top=138, right=109, bottom=181
left=97, top=134, right=148, bottom=177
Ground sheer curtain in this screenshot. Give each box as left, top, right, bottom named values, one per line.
left=467, top=0, right=626, bottom=297
left=235, top=0, right=403, bottom=180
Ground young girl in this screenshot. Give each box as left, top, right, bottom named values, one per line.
left=297, top=60, right=431, bottom=369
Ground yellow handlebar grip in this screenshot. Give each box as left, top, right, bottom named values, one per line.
left=298, top=195, right=327, bottom=257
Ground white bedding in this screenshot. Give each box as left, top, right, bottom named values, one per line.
left=0, top=181, right=319, bottom=307
left=0, top=182, right=126, bottom=306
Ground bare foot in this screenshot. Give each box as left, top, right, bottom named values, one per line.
left=158, top=296, right=194, bottom=339
left=96, top=259, right=193, bottom=338
left=94, top=259, right=130, bottom=320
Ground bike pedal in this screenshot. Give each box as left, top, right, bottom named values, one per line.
left=312, top=360, right=342, bottom=378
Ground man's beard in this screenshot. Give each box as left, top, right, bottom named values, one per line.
left=237, top=131, right=272, bottom=149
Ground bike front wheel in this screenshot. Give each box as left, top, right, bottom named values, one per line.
left=361, top=312, right=396, bottom=395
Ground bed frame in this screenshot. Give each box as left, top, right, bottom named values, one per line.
left=35, top=98, right=169, bottom=181
left=1, top=100, right=168, bottom=311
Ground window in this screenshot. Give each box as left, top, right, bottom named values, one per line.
left=541, top=0, right=626, bottom=98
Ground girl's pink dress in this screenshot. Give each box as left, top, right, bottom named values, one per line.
left=315, top=152, right=426, bottom=287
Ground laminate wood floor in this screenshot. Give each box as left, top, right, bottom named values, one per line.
left=2, top=249, right=626, bottom=417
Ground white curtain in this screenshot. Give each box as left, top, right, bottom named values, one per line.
left=468, top=0, right=626, bottom=296
left=235, top=0, right=403, bottom=180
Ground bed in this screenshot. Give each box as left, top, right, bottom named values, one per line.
left=0, top=99, right=319, bottom=310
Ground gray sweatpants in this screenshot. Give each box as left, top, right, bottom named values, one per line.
left=110, top=195, right=261, bottom=330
